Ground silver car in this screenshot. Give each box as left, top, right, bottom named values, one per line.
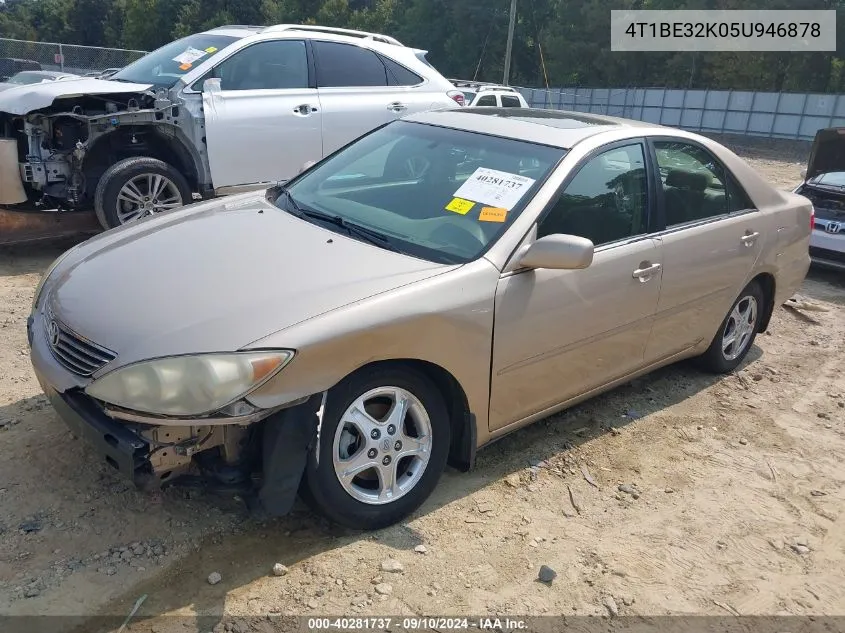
left=794, top=127, right=845, bottom=271
left=28, top=109, right=811, bottom=530
left=0, top=70, right=79, bottom=92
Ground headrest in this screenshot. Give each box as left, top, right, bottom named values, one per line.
left=666, top=169, right=710, bottom=192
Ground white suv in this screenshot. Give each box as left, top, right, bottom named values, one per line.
left=0, top=25, right=464, bottom=229
left=451, top=80, right=529, bottom=108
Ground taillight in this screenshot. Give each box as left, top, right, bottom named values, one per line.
left=447, top=90, right=466, bottom=106
left=810, top=206, right=815, bottom=230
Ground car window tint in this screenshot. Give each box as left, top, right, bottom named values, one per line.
left=654, top=140, right=751, bottom=225
left=215, top=40, right=308, bottom=90
left=501, top=95, right=522, bottom=107
left=314, top=41, right=387, bottom=87
left=381, top=56, right=422, bottom=86
left=476, top=95, right=497, bottom=106
left=538, top=143, right=648, bottom=245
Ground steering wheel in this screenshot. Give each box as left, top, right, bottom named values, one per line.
left=428, top=222, right=486, bottom=252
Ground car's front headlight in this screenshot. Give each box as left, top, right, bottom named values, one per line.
left=31, top=245, right=80, bottom=312
left=85, top=351, right=294, bottom=417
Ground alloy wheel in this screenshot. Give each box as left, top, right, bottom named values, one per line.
left=332, top=386, right=433, bottom=505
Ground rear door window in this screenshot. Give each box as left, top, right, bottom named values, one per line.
left=501, top=95, right=522, bottom=107
left=654, top=140, right=754, bottom=227
left=314, top=41, right=387, bottom=87
left=381, top=56, right=423, bottom=86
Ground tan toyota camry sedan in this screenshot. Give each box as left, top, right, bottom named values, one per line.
left=28, top=108, right=812, bottom=529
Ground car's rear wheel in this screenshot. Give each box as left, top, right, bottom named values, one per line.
left=301, top=366, right=450, bottom=530
left=94, top=157, right=191, bottom=229
left=696, top=280, right=764, bottom=373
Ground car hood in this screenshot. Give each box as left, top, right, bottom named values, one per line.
left=805, top=127, right=845, bottom=181
left=45, top=193, right=452, bottom=370
left=0, top=77, right=154, bottom=115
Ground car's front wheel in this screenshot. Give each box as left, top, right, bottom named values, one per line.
left=94, top=157, right=192, bottom=229
left=696, top=280, right=764, bottom=373
left=301, top=366, right=451, bottom=530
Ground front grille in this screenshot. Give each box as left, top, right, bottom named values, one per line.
left=810, top=246, right=845, bottom=265
left=44, top=310, right=116, bottom=377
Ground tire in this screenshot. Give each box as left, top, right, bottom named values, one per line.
left=695, top=280, right=765, bottom=374
left=94, top=157, right=192, bottom=230
left=301, top=365, right=451, bottom=530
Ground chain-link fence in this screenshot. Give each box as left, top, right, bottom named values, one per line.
left=0, top=38, right=147, bottom=80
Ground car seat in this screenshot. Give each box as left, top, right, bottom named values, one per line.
left=663, top=169, right=711, bottom=225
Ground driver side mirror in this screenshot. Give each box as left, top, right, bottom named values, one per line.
left=517, top=234, right=594, bottom=270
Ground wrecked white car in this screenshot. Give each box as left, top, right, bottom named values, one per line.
left=0, top=24, right=461, bottom=231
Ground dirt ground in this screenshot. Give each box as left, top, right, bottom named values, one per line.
left=1, top=138, right=844, bottom=632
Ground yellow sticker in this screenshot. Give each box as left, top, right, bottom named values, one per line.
left=205, top=46, right=218, bottom=53
left=445, top=198, right=475, bottom=215
left=178, top=62, right=192, bottom=71
left=479, top=207, right=508, bottom=223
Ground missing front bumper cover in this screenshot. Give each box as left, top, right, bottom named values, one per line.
left=47, top=387, right=322, bottom=517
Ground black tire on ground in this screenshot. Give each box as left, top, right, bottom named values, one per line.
left=695, top=280, right=765, bottom=374
left=300, top=365, right=451, bottom=530
left=94, top=157, right=192, bottom=230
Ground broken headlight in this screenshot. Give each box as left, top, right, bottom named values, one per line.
left=85, top=351, right=294, bottom=417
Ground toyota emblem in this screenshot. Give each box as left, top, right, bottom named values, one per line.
left=825, top=221, right=843, bottom=234
left=47, top=319, right=60, bottom=347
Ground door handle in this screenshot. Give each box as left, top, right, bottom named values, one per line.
left=632, top=262, right=661, bottom=281
left=740, top=231, right=760, bottom=247
left=293, top=104, right=319, bottom=115
left=387, top=102, right=407, bottom=112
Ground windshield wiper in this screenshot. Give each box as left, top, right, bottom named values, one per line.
left=276, top=188, right=399, bottom=252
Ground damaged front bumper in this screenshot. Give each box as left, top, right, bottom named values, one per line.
left=27, top=314, right=323, bottom=516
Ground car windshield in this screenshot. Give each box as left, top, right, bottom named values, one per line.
left=809, top=171, right=845, bottom=188
left=8, top=71, right=50, bottom=85
left=110, top=33, right=240, bottom=88
left=281, top=120, right=566, bottom=265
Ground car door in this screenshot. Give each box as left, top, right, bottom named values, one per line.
left=489, top=141, right=664, bottom=431
left=202, top=39, right=322, bottom=188
left=643, top=138, right=764, bottom=363
left=313, top=41, right=421, bottom=157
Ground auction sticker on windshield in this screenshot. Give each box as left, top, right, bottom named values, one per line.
left=452, top=168, right=535, bottom=210
left=173, top=47, right=208, bottom=66
left=445, top=197, right=475, bottom=215
left=479, top=207, right=508, bottom=222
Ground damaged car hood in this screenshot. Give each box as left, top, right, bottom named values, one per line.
left=44, top=193, right=453, bottom=370
left=0, top=77, right=153, bottom=115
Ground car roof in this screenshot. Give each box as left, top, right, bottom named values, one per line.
left=203, top=24, right=405, bottom=47
left=404, top=108, right=660, bottom=149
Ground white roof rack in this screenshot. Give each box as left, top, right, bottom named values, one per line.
left=261, top=24, right=404, bottom=46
